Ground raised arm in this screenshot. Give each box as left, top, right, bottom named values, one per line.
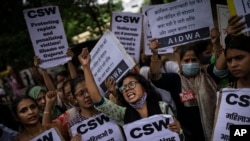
left=33, top=56, right=55, bottom=90
left=78, top=48, right=102, bottom=103
left=42, top=90, right=57, bottom=125
left=67, top=48, right=77, bottom=79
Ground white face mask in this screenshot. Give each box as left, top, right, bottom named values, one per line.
left=181, top=63, right=200, bottom=76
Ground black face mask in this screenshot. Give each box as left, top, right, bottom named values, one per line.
left=201, top=55, right=212, bottom=64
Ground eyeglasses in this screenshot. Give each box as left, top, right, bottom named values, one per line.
left=119, top=81, right=138, bottom=93
left=75, top=89, right=88, bottom=97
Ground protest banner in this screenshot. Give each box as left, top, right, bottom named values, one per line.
left=90, top=30, right=135, bottom=95
left=123, top=114, right=180, bottom=141
left=111, top=12, right=142, bottom=63
left=70, top=113, right=125, bottom=141
left=227, top=0, right=250, bottom=33
left=216, top=4, right=230, bottom=48
left=146, top=0, right=214, bottom=52
left=142, top=5, right=173, bottom=55
left=212, top=88, right=250, bottom=141
left=23, top=6, right=71, bottom=69
left=30, top=128, right=63, bottom=141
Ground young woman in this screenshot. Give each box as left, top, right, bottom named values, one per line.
left=11, top=95, right=68, bottom=141
left=78, top=48, right=182, bottom=136
left=149, top=39, right=226, bottom=141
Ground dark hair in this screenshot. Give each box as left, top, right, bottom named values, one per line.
left=70, top=75, right=85, bottom=98
left=11, top=95, right=38, bottom=119
left=192, top=40, right=212, bottom=57
left=62, top=79, right=71, bottom=93
left=117, top=72, right=162, bottom=107
left=179, top=43, right=200, bottom=61
left=225, top=34, right=250, bottom=56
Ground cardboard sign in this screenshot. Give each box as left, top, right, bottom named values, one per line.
left=123, top=114, right=180, bottom=141
left=212, top=88, right=250, bottom=141
left=70, top=113, right=125, bottom=141
left=111, top=12, right=142, bottom=64
left=90, top=30, right=135, bottom=95
left=30, top=128, right=63, bottom=141
left=23, top=6, right=71, bottom=69
left=146, top=0, right=214, bottom=51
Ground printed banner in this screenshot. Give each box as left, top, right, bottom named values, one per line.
left=123, top=114, right=180, bottom=141
left=23, top=6, right=71, bottom=69
left=111, top=12, right=142, bottom=64
left=212, top=88, right=250, bottom=141
left=30, top=128, right=63, bottom=141
left=90, top=30, right=135, bottom=95
left=146, top=0, right=214, bottom=51
left=70, top=113, right=125, bottom=141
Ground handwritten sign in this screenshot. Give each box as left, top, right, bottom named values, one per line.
left=146, top=0, right=214, bottom=51
left=70, top=113, right=125, bottom=141
left=111, top=12, right=142, bottom=64
left=216, top=4, right=230, bottom=48
left=212, top=88, right=250, bottom=141
left=23, top=6, right=71, bottom=69
left=90, top=30, right=135, bottom=95
left=123, top=114, right=180, bottom=141
left=30, top=128, right=63, bottom=141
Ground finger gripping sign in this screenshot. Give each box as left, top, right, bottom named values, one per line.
left=70, top=113, right=125, bottom=141
left=23, top=6, right=71, bottom=69
left=123, top=114, right=180, bottom=141
left=212, top=88, right=250, bottom=141
left=30, top=128, right=63, bottom=141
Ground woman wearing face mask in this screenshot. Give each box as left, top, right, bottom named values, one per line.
left=149, top=39, right=227, bottom=141
left=77, top=48, right=184, bottom=140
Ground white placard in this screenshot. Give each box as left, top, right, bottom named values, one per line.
left=23, top=6, right=71, bottom=69
left=147, top=0, right=214, bottom=51
left=30, top=128, right=62, bottom=141
left=232, top=0, right=250, bottom=33
left=70, top=113, right=125, bottom=141
left=142, top=5, right=173, bottom=55
left=123, top=114, right=180, bottom=141
left=212, top=88, right=250, bottom=141
left=111, top=12, right=142, bottom=64
left=216, top=4, right=230, bottom=48
left=90, top=30, right=136, bottom=95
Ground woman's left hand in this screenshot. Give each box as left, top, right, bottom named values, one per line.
left=167, top=119, right=182, bottom=134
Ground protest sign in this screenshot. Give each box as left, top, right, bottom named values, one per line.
left=227, top=0, right=250, bottom=33
left=23, top=6, right=71, bottom=69
left=146, top=0, right=214, bottom=51
left=123, top=114, right=180, bottom=141
left=70, top=113, right=125, bottom=141
left=111, top=12, right=142, bottom=63
left=142, top=5, right=173, bottom=55
left=216, top=4, right=230, bottom=48
left=212, top=88, right=250, bottom=141
left=30, top=128, right=63, bottom=141
left=90, top=30, right=135, bottom=95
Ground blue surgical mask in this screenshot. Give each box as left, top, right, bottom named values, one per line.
left=182, top=63, right=200, bottom=76
left=129, top=92, right=147, bottom=109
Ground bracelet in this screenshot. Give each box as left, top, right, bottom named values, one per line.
left=43, top=111, right=50, bottom=114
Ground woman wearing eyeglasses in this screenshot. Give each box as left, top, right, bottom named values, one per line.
left=78, top=48, right=183, bottom=137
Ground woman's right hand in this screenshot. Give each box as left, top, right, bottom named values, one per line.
left=33, top=56, right=41, bottom=67
left=78, top=48, right=91, bottom=68
left=226, top=15, right=246, bottom=36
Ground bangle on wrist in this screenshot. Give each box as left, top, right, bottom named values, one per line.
left=43, top=111, right=50, bottom=114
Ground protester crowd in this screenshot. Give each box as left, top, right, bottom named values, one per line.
left=0, top=7, right=249, bottom=141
